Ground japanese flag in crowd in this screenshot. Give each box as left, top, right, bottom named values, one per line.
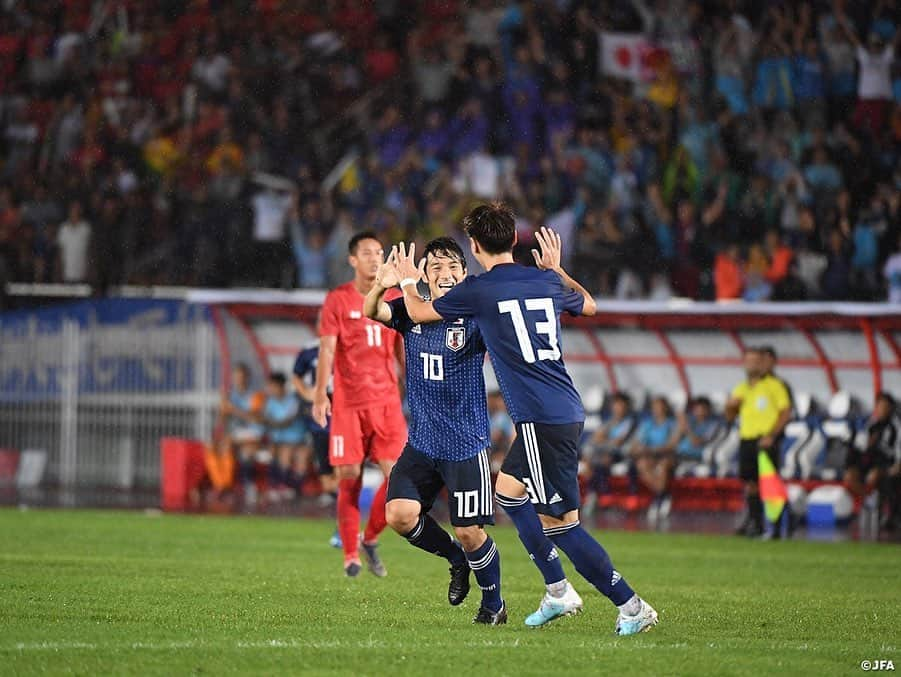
left=599, top=32, right=649, bottom=81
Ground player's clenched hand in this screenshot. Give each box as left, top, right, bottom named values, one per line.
left=395, top=241, right=425, bottom=284
left=375, top=246, right=401, bottom=289
left=312, top=391, right=331, bottom=428
left=531, top=226, right=562, bottom=272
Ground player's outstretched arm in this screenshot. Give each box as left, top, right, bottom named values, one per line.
left=395, top=241, right=444, bottom=324
left=312, top=335, right=336, bottom=427
left=364, top=246, right=399, bottom=325
left=532, top=226, right=597, bottom=316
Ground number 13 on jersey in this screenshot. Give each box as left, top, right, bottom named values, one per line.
left=498, top=298, right=561, bottom=363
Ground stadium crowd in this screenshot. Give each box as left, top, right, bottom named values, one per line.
left=0, top=0, right=900, bottom=303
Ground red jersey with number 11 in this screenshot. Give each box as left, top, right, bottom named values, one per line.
left=319, top=282, right=402, bottom=410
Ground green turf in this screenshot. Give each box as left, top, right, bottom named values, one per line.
left=0, top=509, right=898, bottom=676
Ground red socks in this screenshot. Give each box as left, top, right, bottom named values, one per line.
left=362, top=479, right=389, bottom=544
left=337, top=477, right=362, bottom=562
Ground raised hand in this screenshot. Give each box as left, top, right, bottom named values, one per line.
left=531, top=226, right=563, bottom=272
left=375, top=246, right=401, bottom=289
left=395, top=241, right=425, bottom=284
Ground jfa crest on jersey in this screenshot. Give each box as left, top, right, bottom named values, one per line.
left=387, top=298, right=489, bottom=461
left=446, top=326, right=466, bottom=351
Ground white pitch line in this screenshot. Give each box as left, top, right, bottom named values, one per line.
left=5, top=639, right=872, bottom=653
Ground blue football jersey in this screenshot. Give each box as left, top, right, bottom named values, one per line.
left=264, top=394, right=307, bottom=444
left=432, top=263, right=585, bottom=425
left=292, top=346, right=328, bottom=433
left=387, top=298, right=490, bottom=461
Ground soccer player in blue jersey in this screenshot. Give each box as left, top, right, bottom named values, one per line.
left=393, top=203, right=658, bottom=635
left=293, top=344, right=341, bottom=548
left=363, top=237, right=505, bottom=625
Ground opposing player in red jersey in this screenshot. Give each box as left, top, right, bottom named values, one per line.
left=312, top=231, right=407, bottom=577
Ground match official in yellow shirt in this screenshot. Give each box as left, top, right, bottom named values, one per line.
left=726, top=347, right=792, bottom=537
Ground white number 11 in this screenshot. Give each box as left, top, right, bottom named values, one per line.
left=497, top=298, right=561, bottom=363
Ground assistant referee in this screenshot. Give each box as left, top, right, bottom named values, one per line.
left=726, top=347, right=792, bottom=537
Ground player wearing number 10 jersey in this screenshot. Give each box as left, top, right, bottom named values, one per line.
left=364, top=237, right=505, bottom=625
left=395, top=203, right=658, bottom=635
left=312, top=232, right=408, bottom=578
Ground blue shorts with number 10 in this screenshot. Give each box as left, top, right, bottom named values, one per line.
left=501, top=421, right=584, bottom=518
left=387, top=444, right=495, bottom=527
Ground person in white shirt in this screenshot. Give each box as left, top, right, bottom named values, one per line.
left=837, top=12, right=897, bottom=135
left=884, top=235, right=901, bottom=304
left=56, top=201, right=92, bottom=283
left=251, top=187, right=292, bottom=286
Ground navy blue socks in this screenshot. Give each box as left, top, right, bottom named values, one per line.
left=496, top=493, right=566, bottom=585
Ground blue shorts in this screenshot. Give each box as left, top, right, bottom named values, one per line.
left=387, top=444, right=494, bottom=527
left=501, top=421, right=583, bottom=517
left=270, top=428, right=307, bottom=445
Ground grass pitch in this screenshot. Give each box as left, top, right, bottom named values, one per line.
left=1, top=509, right=898, bottom=676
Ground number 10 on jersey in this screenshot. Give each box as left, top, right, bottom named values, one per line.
left=419, top=352, right=444, bottom=381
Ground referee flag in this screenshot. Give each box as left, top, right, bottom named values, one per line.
left=758, top=451, right=788, bottom=524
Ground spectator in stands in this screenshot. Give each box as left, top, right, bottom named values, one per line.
left=836, top=10, right=897, bottom=137
left=261, top=372, right=310, bottom=503
left=714, top=244, right=743, bottom=301
left=792, top=8, right=827, bottom=128
left=0, top=1, right=897, bottom=302
left=743, top=243, right=773, bottom=302
left=821, top=228, right=853, bottom=300
left=56, top=201, right=91, bottom=283
left=288, top=192, right=337, bottom=289
left=675, top=396, right=721, bottom=468
left=727, top=348, right=792, bottom=538
left=845, top=392, right=899, bottom=529
left=219, top=363, right=265, bottom=507
left=764, top=229, right=798, bottom=299
left=251, top=185, right=292, bottom=287
left=884, top=234, right=901, bottom=303
left=630, top=395, right=680, bottom=520
left=582, top=392, right=638, bottom=515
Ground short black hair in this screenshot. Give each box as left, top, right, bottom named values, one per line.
left=692, top=396, right=712, bottom=410
left=463, top=202, right=516, bottom=254
left=348, top=231, right=381, bottom=255
left=611, top=391, right=632, bottom=408
left=268, top=372, right=286, bottom=386
left=760, top=345, right=778, bottom=360
left=651, top=395, right=673, bottom=417
left=423, top=236, right=466, bottom=271
left=877, top=391, right=896, bottom=410
left=233, top=362, right=250, bottom=376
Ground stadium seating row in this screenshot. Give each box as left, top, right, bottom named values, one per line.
left=580, top=387, right=877, bottom=482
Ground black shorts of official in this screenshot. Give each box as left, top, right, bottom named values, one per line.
left=311, top=429, right=332, bottom=476
left=501, top=421, right=583, bottom=518
left=387, top=444, right=494, bottom=527
left=738, top=438, right=779, bottom=482
left=846, top=447, right=892, bottom=474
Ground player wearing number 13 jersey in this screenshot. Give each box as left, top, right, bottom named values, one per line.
left=395, top=203, right=658, bottom=635
left=364, top=237, right=505, bottom=626
left=312, top=232, right=407, bottom=579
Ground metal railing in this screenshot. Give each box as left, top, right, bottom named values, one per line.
left=0, top=313, right=218, bottom=489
